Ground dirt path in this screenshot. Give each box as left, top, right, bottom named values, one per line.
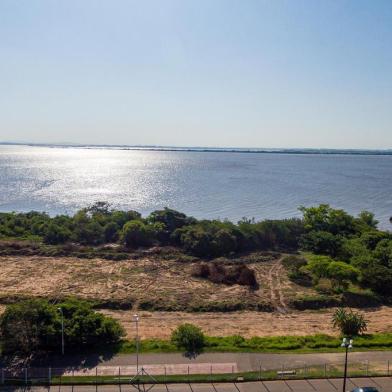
left=264, top=259, right=288, bottom=313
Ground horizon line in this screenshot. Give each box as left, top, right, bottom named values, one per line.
left=1, top=141, right=392, bottom=156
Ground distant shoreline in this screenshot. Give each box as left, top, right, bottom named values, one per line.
left=1, top=142, right=392, bottom=156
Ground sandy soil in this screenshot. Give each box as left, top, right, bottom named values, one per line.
left=102, top=307, right=392, bottom=339
left=0, top=254, right=314, bottom=311
left=1, top=254, right=392, bottom=340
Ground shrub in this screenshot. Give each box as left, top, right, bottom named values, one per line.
left=191, top=263, right=258, bottom=288
left=326, top=261, right=359, bottom=291
left=120, top=220, right=154, bottom=248
left=332, top=308, right=368, bottom=336
left=171, top=323, right=205, bottom=353
left=44, top=223, right=72, bottom=244
left=360, top=262, right=392, bottom=296
left=282, top=255, right=312, bottom=286
left=300, top=230, right=343, bottom=257
left=0, top=298, right=125, bottom=355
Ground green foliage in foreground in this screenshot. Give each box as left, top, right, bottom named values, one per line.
left=332, top=308, right=368, bottom=337
left=171, top=323, right=205, bottom=353
left=116, top=332, right=392, bottom=354
left=0, top=299, right=125, bottom=355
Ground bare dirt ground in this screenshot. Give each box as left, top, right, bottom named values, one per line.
left=101, top=307, right=392, bottom=339
left=0, top=254, right=313, bottom=311
left=1, top=254, right=392, bottom=340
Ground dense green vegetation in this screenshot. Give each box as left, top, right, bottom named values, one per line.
left=1, top=202, right=392, bottom=304
left=0, top=298, right=125, bottom=355
left=171, top=323, right=206, bottom=354
left=332, top=308, right=368, bottom=337
left=0, top=202, right=304, bottom=256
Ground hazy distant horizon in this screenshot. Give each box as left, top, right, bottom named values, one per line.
left=1, top=141, right=391, bottom=155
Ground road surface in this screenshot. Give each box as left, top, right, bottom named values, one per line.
left=1, top=377, right=392, bottom=392
left=28, top=351, right=392, bottom=373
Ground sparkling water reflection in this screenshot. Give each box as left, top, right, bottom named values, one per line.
left=0, top=145, right=391, bottom=229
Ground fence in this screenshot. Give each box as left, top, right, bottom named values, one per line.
left=1, top=360, right=391, bottom=385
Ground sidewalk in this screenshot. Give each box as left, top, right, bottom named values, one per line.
left=29, top=350, right=392, bottom=372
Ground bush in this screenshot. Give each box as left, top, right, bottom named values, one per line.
left=44, top=223, right=72, bottom=244
left=360, top=262, right=392, bottom=296
left=120, top=220, right=154, bottom=248
left=291, top=294, right=341, bottom=310
left=171, top=323, right=205, bottom=353
left=0, top=298, right=125, bottom=355
left=192, top=263, right=258, bottom=288
left=326, top=261, right=359, bottom=291
left=332, top=308, right=368, bottom=336
left=282, top=255, right=312, bottom=286
left=300, top=230, right=343, bottom=257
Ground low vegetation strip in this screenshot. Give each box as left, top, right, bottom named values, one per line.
left=114, top=333, right=392, bottom=354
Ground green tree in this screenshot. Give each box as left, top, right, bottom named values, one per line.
left=171, top=323, right=205, bottom=354
left=300, top=204, right=356, bottom=236
left=120, top=220, right=155, bottom=248
left=300, top=230, right=342, bottom=257
left=304, top=255, right=333, bottom=282
left=326, top=261, right=359, bottom=291
left=0, top=299, right=59, bottom=354
left=360, top=262, right=392, bottom=296
left=332, top=308, right=367, bottom=336
left=0, top=299, right=125, bottom=355
left=44, top=223, right=72, bottom=244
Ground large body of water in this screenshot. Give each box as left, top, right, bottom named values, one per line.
left=0, top=145, right=391, bottom=230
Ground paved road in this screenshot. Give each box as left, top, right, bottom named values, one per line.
left=1, top=377, right=392, bottom=392
left=36, top=351, right=392, bottom=372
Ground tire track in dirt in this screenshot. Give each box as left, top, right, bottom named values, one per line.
left=266, top=258, right=288, bottom=313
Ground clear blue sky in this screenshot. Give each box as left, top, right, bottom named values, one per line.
left=0, top=0, right=391, bottom=149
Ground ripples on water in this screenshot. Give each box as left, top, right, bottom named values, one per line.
left=0, top=145, right=391, bottom=230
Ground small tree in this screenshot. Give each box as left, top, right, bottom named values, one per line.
left=0, top=299, right=125, bottom=355
left=332, top=308, right=368, bottom=337
left=120, top=220, right=153, bottom=248
left=171, top=323, right=205, bottom=354
left=326, top=261, right=359, bottom=291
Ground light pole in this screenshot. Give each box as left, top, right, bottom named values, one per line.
left=341, top=337, right=353, bottom=392
left=133, top=314, right=140, bottom=375
left=58, top=307, right=64, bottom=355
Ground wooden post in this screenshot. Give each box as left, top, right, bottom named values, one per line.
left=118, top=367, right=121, bottom=385
left=48, top=367, right=51, bottom=385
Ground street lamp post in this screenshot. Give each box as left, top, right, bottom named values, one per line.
left=341, top=337, right=353, bottom=392
left=133, top=314, right=140, bottom=375
left=57, top=307, right=64, bottom=355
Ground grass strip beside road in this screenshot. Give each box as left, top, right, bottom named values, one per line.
left=116, top=333, right=392, bottom=354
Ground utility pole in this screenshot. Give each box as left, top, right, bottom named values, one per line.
left=58, top=307, right=64, bottom=355
left=341, top=337, right=353, bottom=392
